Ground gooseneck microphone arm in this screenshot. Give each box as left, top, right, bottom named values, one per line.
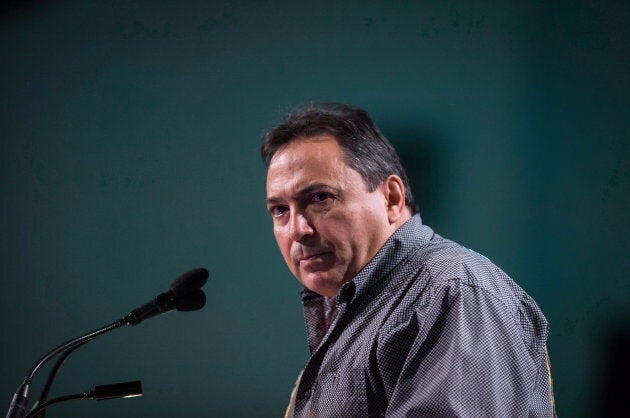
left=37, top=343, right=80, bottom=402
left=30, top=290, right=207, bottom=418
left=5, top=268, right=209, bottom=418
left=6, top=319, right=126, bottom=418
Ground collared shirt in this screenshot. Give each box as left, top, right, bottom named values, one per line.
left=286, top=215, right=556, bottom=418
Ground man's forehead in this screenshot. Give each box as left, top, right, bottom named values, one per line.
left=267, top=137, right=346, bottom=180
left=265, top=138, right=351, bottom=199
left=269, top=135, right=342, bottom=165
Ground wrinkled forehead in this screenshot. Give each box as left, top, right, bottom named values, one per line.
left=266, top=136, right=351, bottom=193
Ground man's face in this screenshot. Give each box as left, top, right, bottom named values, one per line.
left=266, top=135, right=395, bottom=296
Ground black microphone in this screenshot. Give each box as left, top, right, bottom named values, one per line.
left=170, top=268, right=209, bottom=296
left=129, top=290, right=207, bottom=324
left=124, top=268, right=208, bottom=326
left=175, top=290, right=206, bottom=311
left=5, top=268, right=209, bottom=418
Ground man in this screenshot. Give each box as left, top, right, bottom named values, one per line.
left=262, top=103, right=556, bottom=417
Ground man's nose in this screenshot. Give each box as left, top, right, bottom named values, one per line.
left=288, top=211, right=315, bottom=242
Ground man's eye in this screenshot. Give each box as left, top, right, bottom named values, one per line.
left=269, top=206, right=288, bottom=218
left=311, top=192, right=332, bottom=203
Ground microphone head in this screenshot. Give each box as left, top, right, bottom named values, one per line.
left=175, top=290, right=206, bottom=312
left=170, top=268, right=209, bottom=297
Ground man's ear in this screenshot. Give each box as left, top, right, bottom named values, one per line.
left=383, top=175, right=407, bottom=224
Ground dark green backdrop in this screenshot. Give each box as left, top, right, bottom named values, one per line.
left=1, top=1, right=628, bottom=417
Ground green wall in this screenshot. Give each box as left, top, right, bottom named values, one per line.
left=1, top=1, right=628, bottom=416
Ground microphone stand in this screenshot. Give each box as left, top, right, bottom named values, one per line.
left=30, top=343, right=83, bottom=418
left=6, top=319, right=126, bottom=418
left=5, top=268, right=208, bottom=418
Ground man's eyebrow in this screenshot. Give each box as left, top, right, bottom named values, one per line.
left=266, top=196, right=282, bottom=205
left=297, top=182, right=336, bottom=197
left=266, top=183, right=337, bottom=206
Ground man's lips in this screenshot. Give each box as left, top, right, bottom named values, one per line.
left=298, top=251, right=332, bottom=263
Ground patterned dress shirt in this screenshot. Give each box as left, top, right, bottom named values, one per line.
left=285, top=214, right=556, bottom=417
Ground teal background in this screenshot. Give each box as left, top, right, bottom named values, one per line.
left=1, top=1, right=628, bottom=417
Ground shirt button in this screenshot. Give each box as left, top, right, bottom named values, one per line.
left=337, top=282, right=356, bottom=304
left=303, top=389, right=311, bottom=399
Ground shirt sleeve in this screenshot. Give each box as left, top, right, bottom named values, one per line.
left=381, top=279, right=548, bottom=418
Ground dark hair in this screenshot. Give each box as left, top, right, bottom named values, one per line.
left=261, top=103, right=418, bottom=214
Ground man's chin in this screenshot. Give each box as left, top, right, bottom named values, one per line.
left=299, top=271, right=343, bottom=297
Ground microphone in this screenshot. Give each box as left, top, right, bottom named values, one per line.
left=129, top=290, right=207, bottom=324
left=5, top=268, right=209, bottom=418
left=174, top=290, right=206, bottom=311
left=124, top=268, right=208, bottom=326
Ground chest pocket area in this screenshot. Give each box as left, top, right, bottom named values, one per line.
left=315, top=368, right=368, bottom=417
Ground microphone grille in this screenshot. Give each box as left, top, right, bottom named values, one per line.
left=170, top=268, right=209, bottom=297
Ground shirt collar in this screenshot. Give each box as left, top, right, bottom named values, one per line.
left=336, top=213, right=433, bottom=305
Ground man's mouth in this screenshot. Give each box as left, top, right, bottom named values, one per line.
left=298, top=251, right=332, bottom=263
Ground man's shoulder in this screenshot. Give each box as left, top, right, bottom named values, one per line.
left=406, top=235, right=499, bottom=279
left=403, top=235, right=531, bottom=315
left=389, top=234, right=549, bottom=354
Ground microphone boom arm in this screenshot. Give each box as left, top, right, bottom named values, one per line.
left=6, top=319, right=126, bottom=418
left=5, top=267, right=208, bottom=418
